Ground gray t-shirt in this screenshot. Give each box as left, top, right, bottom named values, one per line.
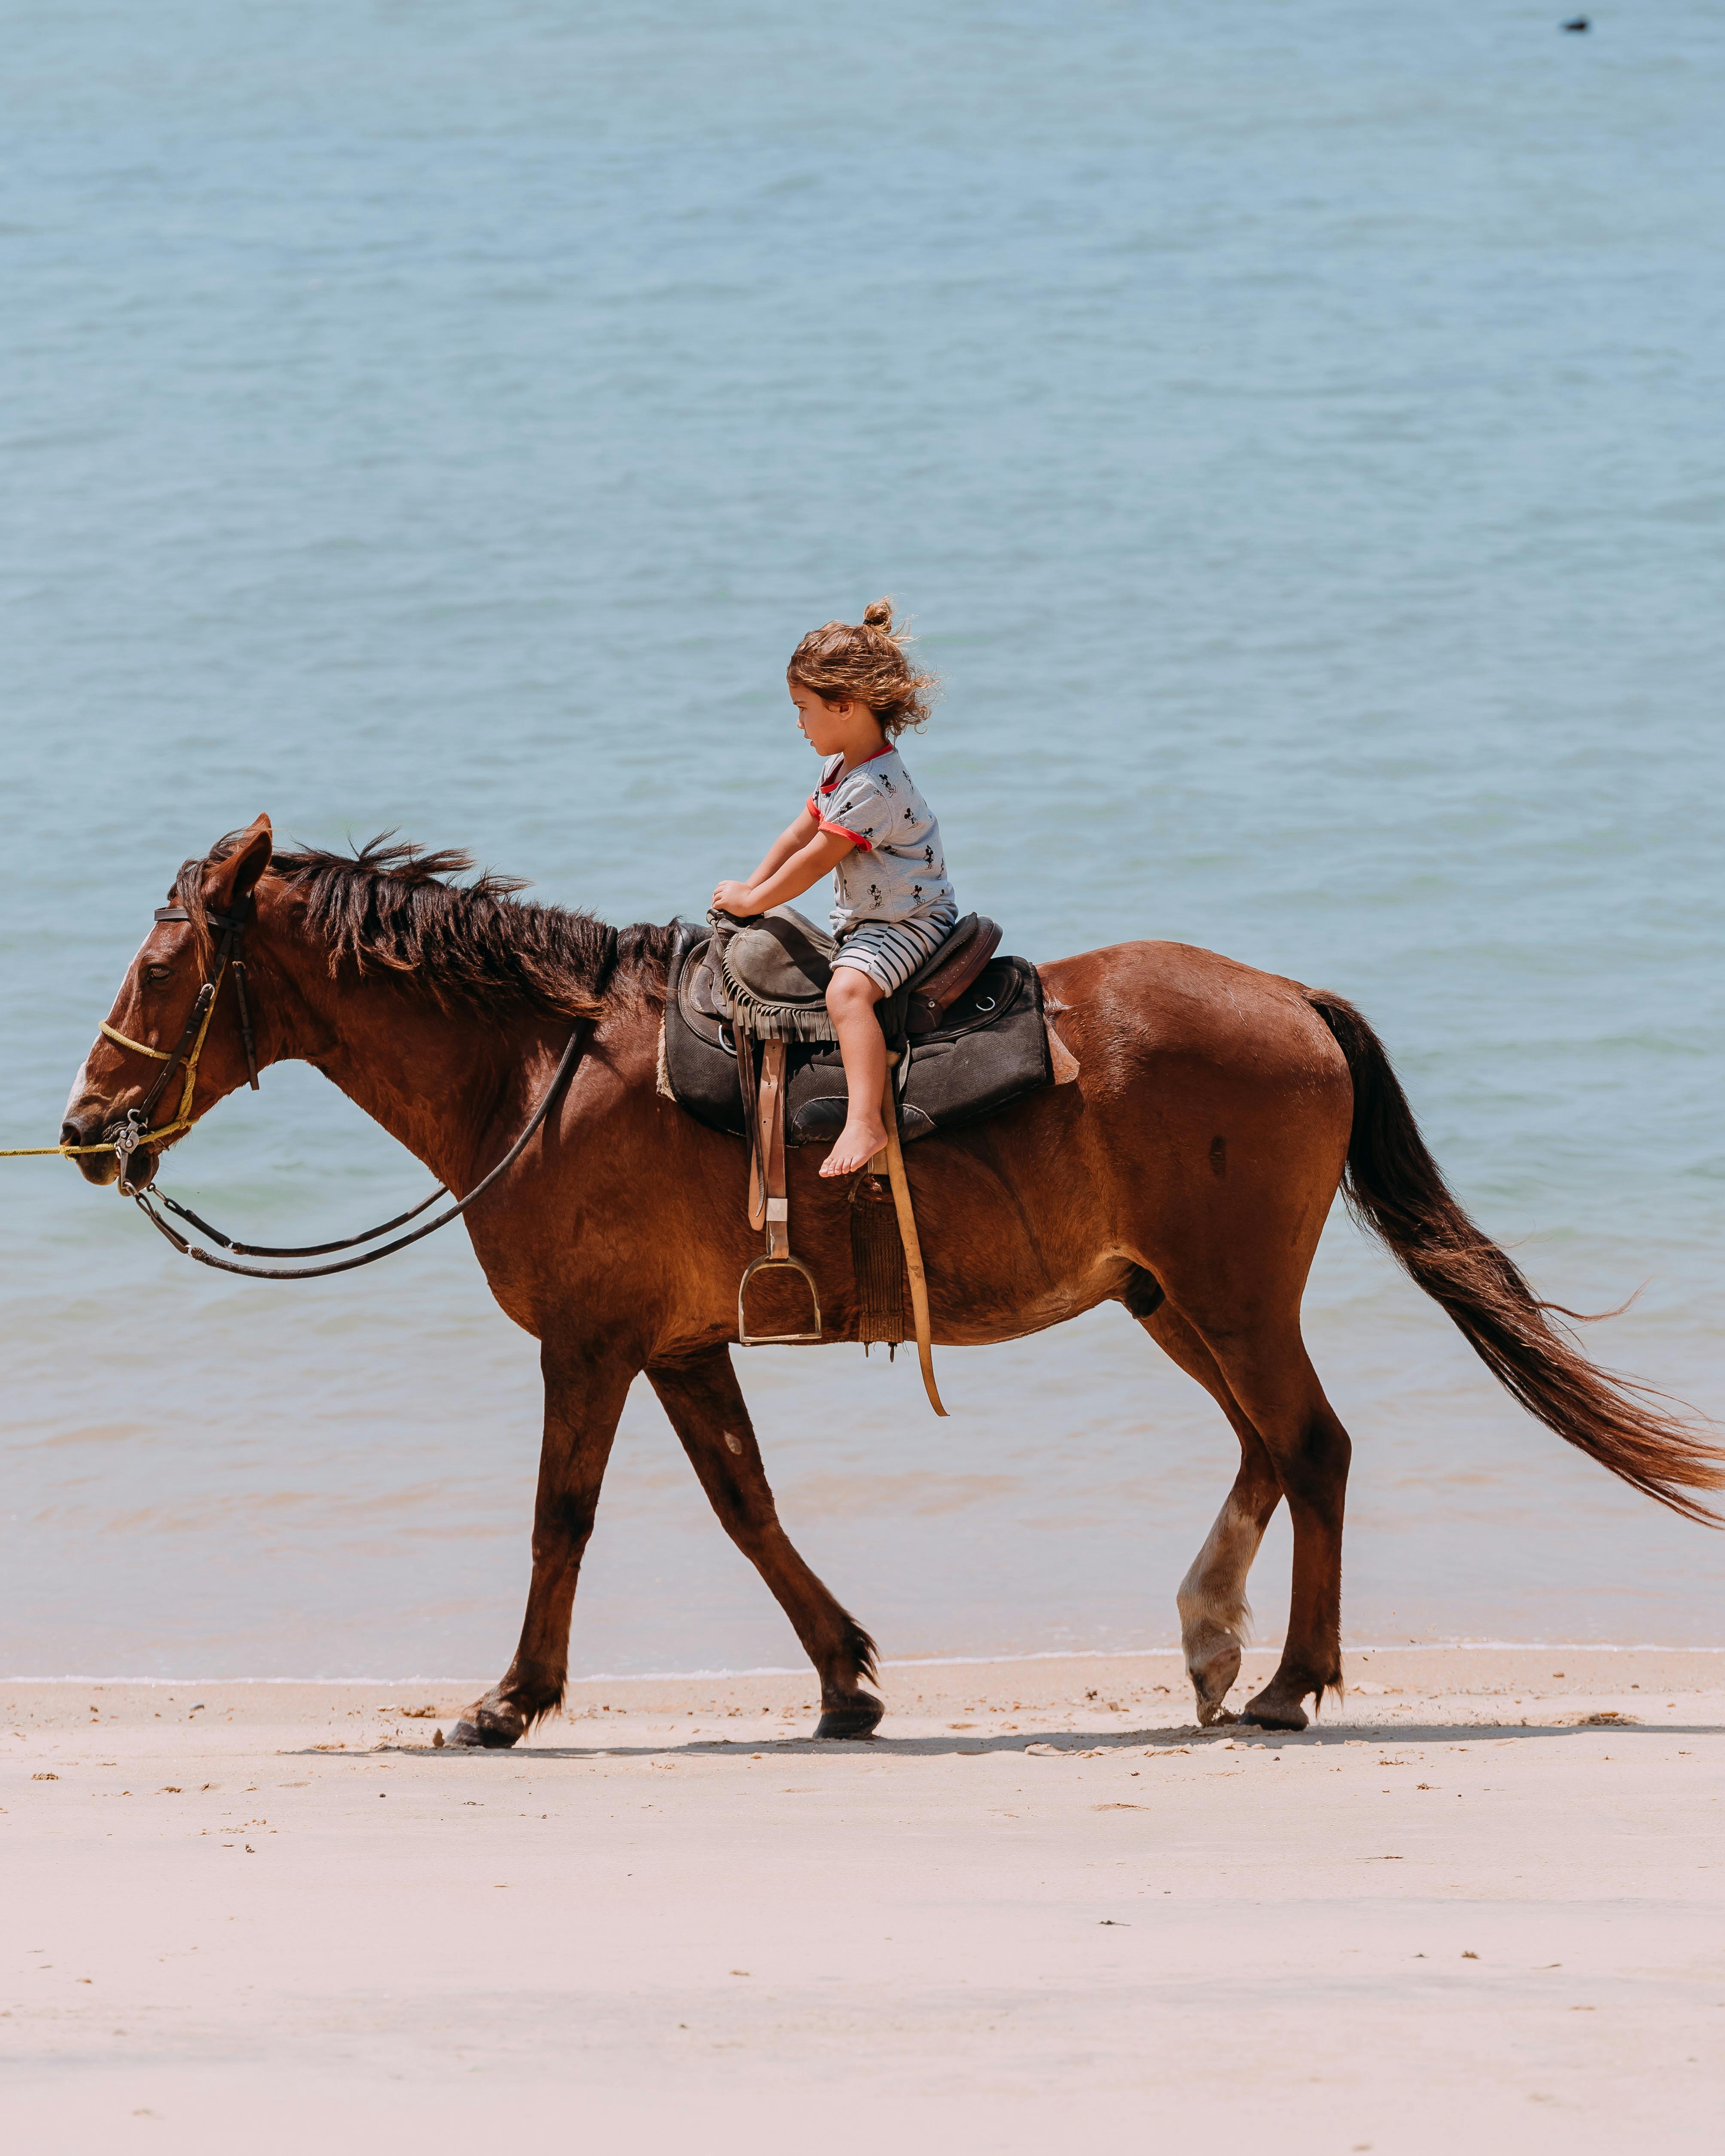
left=807, top=746, right=957, bottom=935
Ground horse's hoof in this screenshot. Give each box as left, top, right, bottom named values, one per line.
left=814, top=1695, right=883, bottom=1740
left=447, top=1709, right=521, bottom=1750
left=1239, top=1689, right=1309, bottom=1732
left=1188, top=1638, right=1242, bottom=1724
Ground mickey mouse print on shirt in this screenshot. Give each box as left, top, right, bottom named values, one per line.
left=806, top=745, right=956, bottom=935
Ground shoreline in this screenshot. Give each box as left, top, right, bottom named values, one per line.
left=11, top=1646, right=1720, bottom=1744
left=12, top=1637, right=1725, bottom=1687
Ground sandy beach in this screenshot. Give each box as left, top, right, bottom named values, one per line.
left=5, top=1646, right=1721, bottom=2151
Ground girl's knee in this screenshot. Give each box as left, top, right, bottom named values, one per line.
left=826, top=967, right=880, bottom=1015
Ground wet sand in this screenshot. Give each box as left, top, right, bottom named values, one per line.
left=5, top=1648, right=1722, bottom=2152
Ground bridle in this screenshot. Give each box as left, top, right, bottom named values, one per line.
left=100, top=898, right=259, bottom=1198
left=5, top=884, right=587, bottom=1281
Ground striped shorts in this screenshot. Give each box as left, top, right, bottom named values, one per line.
left=830, top=908, right=959, bottom=996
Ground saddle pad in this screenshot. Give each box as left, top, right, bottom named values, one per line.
left=663, top=923, right=1054, bottom=1146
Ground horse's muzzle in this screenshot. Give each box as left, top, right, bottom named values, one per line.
left=61, top=1111, right=120, bottom=1186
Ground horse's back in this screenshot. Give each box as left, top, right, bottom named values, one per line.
left=1039, top=937, right=1351, bottom=1099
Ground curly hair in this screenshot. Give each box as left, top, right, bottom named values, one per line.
left=786, top=597, right=939, bottom=738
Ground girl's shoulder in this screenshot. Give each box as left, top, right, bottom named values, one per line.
left=824, top=760, right=882, bottom=810
left=837, top=745, right=909, bottom=797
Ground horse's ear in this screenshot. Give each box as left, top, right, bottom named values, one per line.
left=203, top=813, right=274, bottom=915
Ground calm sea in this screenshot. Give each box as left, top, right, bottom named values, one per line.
left=3, top=2, right=1720, bottom=1678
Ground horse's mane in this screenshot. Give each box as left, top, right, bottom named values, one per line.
left=177, top=833, right=675, bottom=1020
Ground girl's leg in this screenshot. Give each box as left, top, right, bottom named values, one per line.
left=821, top=963, right=888, bottom=1176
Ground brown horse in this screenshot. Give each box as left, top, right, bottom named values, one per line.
left=61, top=815, right=1723, bottom=1742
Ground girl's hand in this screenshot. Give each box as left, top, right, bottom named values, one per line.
left=711, top=879, right=758, bottom=917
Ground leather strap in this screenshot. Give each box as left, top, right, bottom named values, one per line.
left=738, top=1029, right=765, bottom=1231
left=759, top=1040, right=790, bottom=1258
left=735, top=1028, right=821, bottom=1345
left=134, top=1025, right=587, bottom=1280
left=872, top=1054, right=947, bottom=1416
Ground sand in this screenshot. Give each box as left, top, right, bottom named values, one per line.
left=4, top=1647, right=1722, bottom=2152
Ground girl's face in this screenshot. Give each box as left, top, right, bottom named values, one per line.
left=788, top=676, right=867, bottom=755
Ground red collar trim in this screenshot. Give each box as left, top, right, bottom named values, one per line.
left=819, top=742, right=894, bottom=793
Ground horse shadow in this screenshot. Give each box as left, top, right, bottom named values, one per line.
left=357, top=1712, right=1716, bottom=1762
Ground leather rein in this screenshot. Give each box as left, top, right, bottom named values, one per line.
left=77, top=895, right=586, bottom=1281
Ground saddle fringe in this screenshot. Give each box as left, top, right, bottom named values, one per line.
left=717, top=959, right=839, bottom=1044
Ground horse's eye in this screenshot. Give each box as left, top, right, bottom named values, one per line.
left=144, top=964, right=175, bottom=987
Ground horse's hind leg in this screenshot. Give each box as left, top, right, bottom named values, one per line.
left=451, top=1339, right=634, bottom=1750
left=1196, top=1322, right=1352, bottom=1731
left=1140, top=1301, right=1283, bottom=1724
left=649, top=1346, right=883, bottom=1739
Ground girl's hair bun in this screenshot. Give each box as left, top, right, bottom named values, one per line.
left=787, top=596, right=939, bottom=738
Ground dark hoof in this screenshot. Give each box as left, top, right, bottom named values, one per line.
left=1239, top=1690, right=1310, bottom=1732
left=447, top=1711, right=521, bottom=1750
left=814, top=1694, right=883, bottom=1741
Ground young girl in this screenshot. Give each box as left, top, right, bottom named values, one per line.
left=712, top=599, right=957, bottom=1178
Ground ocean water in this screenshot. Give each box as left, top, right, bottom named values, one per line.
left=3, top=1, right=1721, bottom=1680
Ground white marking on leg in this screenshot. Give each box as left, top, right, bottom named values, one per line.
left=1177, top=1489, right=1269, bottom=1665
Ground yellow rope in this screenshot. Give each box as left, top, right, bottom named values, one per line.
left=0, top=1141, right=120, bottom=1157
left=99, top=1021, right=172, bottom=1060
left=0, top=1121, right=193, bottom=1159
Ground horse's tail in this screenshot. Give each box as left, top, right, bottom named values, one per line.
left=1305, top=987, right=1725, bottom=1524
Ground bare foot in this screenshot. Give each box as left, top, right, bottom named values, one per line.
left=820, top=1115, right=887, bottom=1177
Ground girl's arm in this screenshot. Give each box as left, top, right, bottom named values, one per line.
left=744, top=806, right=821, bottom=889
left=713, top=821, right=854, bottom=918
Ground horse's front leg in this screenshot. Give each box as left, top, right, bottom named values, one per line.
left=449, top=1340, right=634, bottom=1750
left=648, top=1345, right=883, bottom=1739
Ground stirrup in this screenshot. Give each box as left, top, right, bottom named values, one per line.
left=738, top=1250, right=823, bottom=1346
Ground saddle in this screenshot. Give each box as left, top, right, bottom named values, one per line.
left=660, top=907, right=1078, bottom=1412
left=709, top=907, right=1006, bottom=1044
left=664, top=908, right=1058, bottom=1148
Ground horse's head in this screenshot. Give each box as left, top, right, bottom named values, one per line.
left=61, top=815, right=275, bottom=1188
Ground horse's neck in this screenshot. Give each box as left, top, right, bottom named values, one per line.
left=270, top=941, right=533, bottom=1192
